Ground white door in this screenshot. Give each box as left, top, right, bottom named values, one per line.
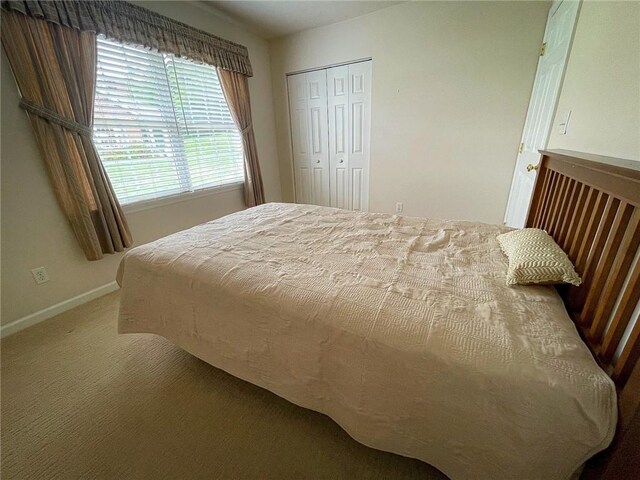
left=327, top=65, right=350, bottom=209
left=287, top=74, right=313, bottom=204
left=504, top=0, right=580, bottom=227
left=287, top=70, right=331, bottom=206
left=306, top=70, right=331, bottom=206
left=327, top=61, right=372, bottom=211
left=288, top=61, right=371, bottom=210
left=346, top=61, right=371, bottom=211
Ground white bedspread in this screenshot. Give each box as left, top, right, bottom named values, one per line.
left=117, top=203, right=616, bottom=479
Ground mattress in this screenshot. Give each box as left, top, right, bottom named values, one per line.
left=117, top=203, right=617, bottom=479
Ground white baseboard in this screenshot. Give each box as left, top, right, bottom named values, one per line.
left=1, top=281, right=120, bottom=338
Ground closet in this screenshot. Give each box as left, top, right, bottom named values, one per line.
left=287, top=60, right=371, bottom=211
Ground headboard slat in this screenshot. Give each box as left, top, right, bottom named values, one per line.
left=546, top=173, right=565, bottom=232
left=566, top=194, right=613, bottom=313
left=575, top=196, right=618, bottom=315
left=581, top=202, right=633, bottom=329
left=531, top=169, right=551, bottom=227
left=573, top=191, right=605, bottom=275
left=588, top=207, right=639, bottom=340
left=552, top=176, right=572, bottom=237
left=558, top=179, right=579, bottom=247
left=613, top=308, right=640, bottom=386
left=526, top=150, right=640, bottom=390
left=540, top=170, right=552, bottom=226
left=568, top=186, right=594, bottom=259
left=601, top=261, right=640, bottom=365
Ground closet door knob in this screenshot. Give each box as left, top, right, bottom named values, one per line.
left=339, top=159, right=344, bottom=163
left=316, top=159, right=320, bottom=163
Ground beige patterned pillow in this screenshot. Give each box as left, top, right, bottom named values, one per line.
left=496, top=228, right=582, bottom=287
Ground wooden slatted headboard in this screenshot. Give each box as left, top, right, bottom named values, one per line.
left=526, top=150, right=640, bottom=479
left=526, top=150, right=640, bottom=389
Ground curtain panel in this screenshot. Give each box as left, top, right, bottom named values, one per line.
left=1, top=0, right=253, bottom=76
left=1, top=11, right=132, bottom=260
left=217, top=68, right=266, bottom=207
left=2, top=0, right=263, bottom=261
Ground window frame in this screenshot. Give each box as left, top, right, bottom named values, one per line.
left=93, top=37, right=245, bottom=208
left=121, top=179, right=243, bottom=214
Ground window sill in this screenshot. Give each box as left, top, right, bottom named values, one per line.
left=122, top=182, right=244, bottom=214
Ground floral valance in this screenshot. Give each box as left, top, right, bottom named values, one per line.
left=1, top=0, right=253, bottom=76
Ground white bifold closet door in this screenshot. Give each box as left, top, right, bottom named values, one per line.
left=287, top=61, right=371, bottom=211
left=287, top=70, right=330, bottom=206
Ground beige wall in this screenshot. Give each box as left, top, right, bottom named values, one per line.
left=1, top=1, right=281, bottom=326
left=548, top=0, right=640, bottom=161
left=8, top=0, right=637, bottom=328
left=270, top=1, right=549, bottom=222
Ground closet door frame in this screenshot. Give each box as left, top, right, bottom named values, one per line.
left=286, top=58, right=372, bottom=209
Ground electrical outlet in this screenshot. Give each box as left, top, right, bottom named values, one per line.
left=31, top=267, right=49, bottom=285
left=395, top=202, right=403, bottom=214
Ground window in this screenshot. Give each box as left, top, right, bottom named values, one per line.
left=93, top=37, right=244, bottom=205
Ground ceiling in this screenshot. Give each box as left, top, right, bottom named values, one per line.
left=201, top=1, right=403, bottom=40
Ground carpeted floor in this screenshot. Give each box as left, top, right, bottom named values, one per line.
left=1, top=291, right=447, bottom=479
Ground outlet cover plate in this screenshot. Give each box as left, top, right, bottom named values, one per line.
left=31, top=267, right=50, bottom=285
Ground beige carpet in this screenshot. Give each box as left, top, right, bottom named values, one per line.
left=1, top=291, right=447, bottom=479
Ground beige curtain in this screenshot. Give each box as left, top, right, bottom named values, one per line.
left=1, top=11, right=132, bottom=260
left=217, top=68, right=265, bottom=207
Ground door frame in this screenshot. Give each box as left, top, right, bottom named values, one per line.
left=503, top=0, right=581, bottom=225
left=285, top=57, right=372, bottom=78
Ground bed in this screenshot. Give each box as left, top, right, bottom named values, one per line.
left=117, top=150, right=640, bottom=479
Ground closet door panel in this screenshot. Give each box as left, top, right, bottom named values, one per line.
left=335, top=167, right=347, bottom=209
left=297, top=167, right=312, bottom=204
left=348, top=62, right=371, bottom=211
left=306, top=70, right=330, bottom=206
left=328, top=65, right=349, bottom=209
left=351, top=168, right=364, bottom=211
left=291, top=105, right=310, bottom=161
left=287, top=74, right=311, bottom=204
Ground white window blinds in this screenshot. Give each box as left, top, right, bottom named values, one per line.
left=93, top=37, right=244, bottom=205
